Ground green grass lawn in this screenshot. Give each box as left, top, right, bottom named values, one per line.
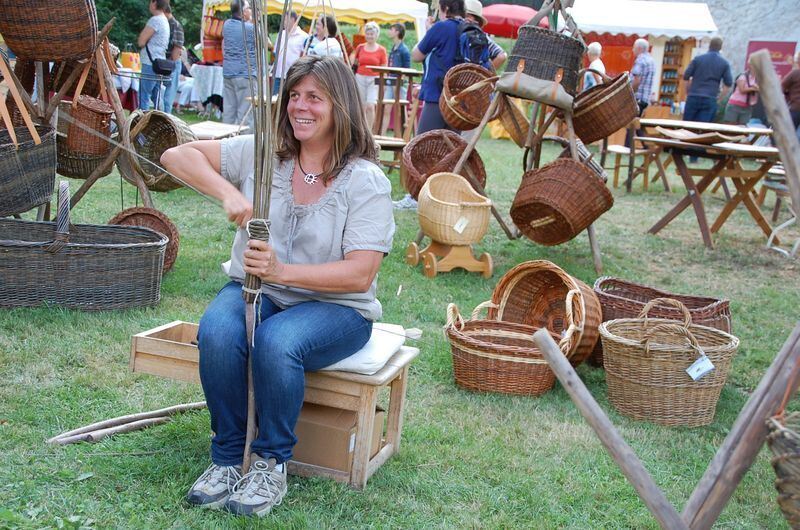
left=1, top=129, right=799, bottom=528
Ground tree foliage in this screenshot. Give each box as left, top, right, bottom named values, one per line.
left=95, top=0, right=203, bottom=52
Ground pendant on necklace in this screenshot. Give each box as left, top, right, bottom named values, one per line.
left=303, top=173, right=318, bottom=185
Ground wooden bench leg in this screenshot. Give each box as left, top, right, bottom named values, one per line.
left=385, top=367, right=410, bottom=452
left=613, top=153, right=621, bottom=188
left=350, top=385, right=379, bottom=489
left=773, top=197, right=783, bottom=223
left=756, top=185, right=767, bottom=206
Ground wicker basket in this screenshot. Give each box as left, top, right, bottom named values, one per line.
left=600, top=298, right=739, bottom=427
left=418, top=172, right=492, bottom=246
left=483, top=260, right=602, bottom=366
left=510, top=158, right=613, bottom=246
left=0, top=181, right=167, bottom=310
left=590, top=276, right=732, bottom=367
left=0, top=0, right=97, bottom=61
left=120, top=111, right=197, bottom=192
left=506, top=25, right=586, bottom=96
left=108, top=207, right=180, bottom=274
left=554, top=138, right=608, bottom=183
left=67, top=95, right=113, bottom=156
left=445, top=303, right=558, bottom=396
left=401, top=130, right=486, bottom=200
left=51, top=58, right=103, bottom=99
left=0, top=124, right=56, bottom=217
left=767, top=412, right=800, bottom=529
left=498, top=95, right=530, bottom=147
left=56, top=136, right=113, bottom=180
left=573, top=73, right=638, bottom=144
left=439, top=64, right=499, bottom=131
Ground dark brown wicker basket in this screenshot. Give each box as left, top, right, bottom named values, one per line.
left=510, top=158, right=613, bottom=246
left=485, top=260, right=602, bottom=366
left=446, top=304, right=558, bottom=396
left=67, top=95, right=113, bottom=155
left=0, top=124, right=56, bottom=217
left=108, top=207, right=180, bottom=274
left=56, top=135, right=113, bottom=180
left=0, top=181, right=166, bottom=310
left=120, top=111, right=197, bottom=192
left=401, top=129, right=486, bottom=200
left=51, top=58, right=102, bottom=99
left=553, top=136, right=608, bottom=183
left=768, top=412, right=800, bottom=529
left=506, top=25, right=586, bottom=96
left=573, top=73, right=638, bottom=144
left=0, top=0, right=98, bottom=61
left=439, top=64, right=499, bottom=131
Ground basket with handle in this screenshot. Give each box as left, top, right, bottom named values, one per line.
left=439, top=64, right=500, bottom=131
left=417, top=172, right=492, bottom=246
left=573, top=72, right=639, bottom=144
left=0, top=181, right=167, bottom=310
left=510, top=158, right=613, bottom=246
left=480, top=260, right=602, bottom=366
left=445, top=303, right=559, bottom=396
left=67, top=95, right=114, bottom=156
left=401, top=129, right=487, bottom=200
left=544, top=135, right=608, bottom=183
left=599, top=298, right=739, bottom=427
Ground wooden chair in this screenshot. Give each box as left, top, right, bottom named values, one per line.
left=604, top=121, right=672, bottom=191
left=756, top=166, right=791, bottom=222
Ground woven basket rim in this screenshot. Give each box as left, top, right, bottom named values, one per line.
left=0, top=124, right=56, bottom=151
left=0, top=218, right=169, bottom=248
left=599, top=318, right=739, bottom=352
left=446, top=318, right=558, bottom=364
left=573, top=73, right=631, bottom=118
left=593, top=276, right=730, bottom=308
left=422, top=172, right=492, bottom=208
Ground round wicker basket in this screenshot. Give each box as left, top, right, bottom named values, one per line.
left=767, top=412, right=800, bottom=528
left=67, top=95, right=113, bottom=156
left=418, top=172, right=492, bottom=246
left=108, top=207, right=180, bottom=273
left=439, top=64, right=499, bottom=131
left=573, top=73, right=639, bottom=144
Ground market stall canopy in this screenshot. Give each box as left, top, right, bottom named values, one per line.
left=482, top=4, right=548, bottom=39
left=566, top=0, right=717, bottom=40
left=202, top=0, right=429, bottom=41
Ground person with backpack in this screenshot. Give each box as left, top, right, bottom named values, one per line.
left=724, top=69, right=759, bottom=125
left=464, top=0, right=505, bottom=71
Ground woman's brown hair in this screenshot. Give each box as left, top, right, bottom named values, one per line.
left=275, top=56, right=376, bottom=184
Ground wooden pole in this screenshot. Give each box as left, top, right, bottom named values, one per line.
left=532, top=329, right=688, bottom=530
left=681, top=324, right=800, bottom=529
left=51, top=417, right=171, bottom=445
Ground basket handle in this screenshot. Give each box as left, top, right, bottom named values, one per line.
left=642, top=322, right=702, bottom=357
left=471, top=300, right=499, bottom=320
left=0, top=54, right=41, bottom=145
left=72, top=58, right=94, bottom=109
left=46, top=181, right=71, bottom=253
left=638, top=298, right=692, bottom=328
left=449, top=75, right=500, bottom=105
left=445, top=303, right=465, bottom=331
left=558, top=288, right=584, bottom=354
left=579, top=68, right=614, bottom=84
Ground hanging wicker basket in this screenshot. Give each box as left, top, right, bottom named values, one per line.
left=67, top=95, right=113, bottom=156
left=600, top=298, right=739, bottom=427
left=51, top=58, right=103, bottom=99
left=573, top=72, right=639, bottom=144
left=768, top=412, right=800, bottom=529
left=108, top=207, right=180, bottom=274
left=0, top=0, right=98, bottom=61
left=56, top=136, right=113, bottom=181
left=482, top=260, right=602, bottom=366
left=498, top=95, right=530, bottom=147
left=506, top=25, right=586, bottom=96
left=439, top=64, right=500, bottom=131
left=0, top=124, right=56, bottom=217
left=510, top=158, right=613, bottom=246
left=120, top=110, right=197, bottom=192
left=542, top=135, right=608, bottom=183
left=418, top=172, right=492, bottom=246
left=401, top=129, right=486, bottom=200
left=445, top=303, right=559, bottom=396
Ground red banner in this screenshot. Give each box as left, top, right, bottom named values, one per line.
left=746, top=40, right=797, bottom=77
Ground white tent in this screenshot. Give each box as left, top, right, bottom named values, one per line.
left=566, top=0, right=717, bottom=40
left=202, top=0, right=429, bottom=42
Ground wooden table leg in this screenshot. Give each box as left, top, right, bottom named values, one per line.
left=649, top=154, right=724, bottom=249
left=733, top=178, right=781, bottom=243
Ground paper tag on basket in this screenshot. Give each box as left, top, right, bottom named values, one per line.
left=453, top=216, right=470, bottom=234
left=686, top=354, right=715, bottom=381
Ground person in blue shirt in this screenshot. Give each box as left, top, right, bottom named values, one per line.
left=381, top=23, right=412, bottom=136
left=222, top=0, right=257, bottom=128
left=411, top=0, right=465, bottom=134
left=682, top=37, right=733, bottom=124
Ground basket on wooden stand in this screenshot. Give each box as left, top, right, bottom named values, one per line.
left=67, top=95, right=113, bottom=156
left=505, top=25, right=586, bottom=96
left=439, top=64, right=500, bottom=131
left=572, top=72, right=638, bottom=144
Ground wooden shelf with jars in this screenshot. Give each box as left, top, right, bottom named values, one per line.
left=658, top=37, right=696, bottom=108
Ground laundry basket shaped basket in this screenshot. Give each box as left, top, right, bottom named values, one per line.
left=510, top=158, right=613, bottom=246
left=767, top=412, right=800, bottom=528
left=120, top=110, right=197, bottom=192
left=0, top=182, right=167, bottom=310
left=600, top=298, right=739, bottom=427
left=0, top=0, right=97, bottom=61
left=573, top=73, right=638, bottom=144
left=0, top=124, right=56, bottom=217
left=418, top=173, right=492, bottom=246
left=401, top=130, right=486, bottom=199
left=439, top=64, right=500, bottom=131
left=483, top=260, right=602, bottom=365
left=505, top=25, right=586, bottom=96
left=445, top=303, right=559, bottom=396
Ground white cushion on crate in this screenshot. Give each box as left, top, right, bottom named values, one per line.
left=321, top=323, right=406, bottom=375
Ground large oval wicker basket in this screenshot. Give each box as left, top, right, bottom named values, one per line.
left=0, top=124, right=56, bottom=217
left=401, top=129, right=486, bottom=200
left=445, top=303, right=559, bottom=397
left=120, top=110, right=197, bottom=192
left=483, top=260, right=602, bottom=366
left=600, top=298, right=739, bottom=427
left=510, top=158, right=613, bottom=246
left=573, top=73, right=639, bottom=144
left=439, top=64, right=499, bottom=131
left=418, top=172, right=492, bottom=246
left=767, top=412, right=800, bottom=529
left=506, top=25, right=586, bottom=96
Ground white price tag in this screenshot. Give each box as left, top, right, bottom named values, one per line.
left=686, top=354, right=715, bottom=381
left=453, top=216, right=470, bottom=234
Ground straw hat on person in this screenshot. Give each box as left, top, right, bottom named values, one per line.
left=465, top=0, right=487, bottom=27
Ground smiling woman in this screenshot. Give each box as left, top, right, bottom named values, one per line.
left=159, top=55, right=395, bottom=517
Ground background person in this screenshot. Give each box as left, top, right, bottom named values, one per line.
left=782, top=51, right=800, bottom=130
left=222, top=0, right=257, bottom=128
left=724, top=69, right=759, bottom=125
left=305, top=15, right=342, bottom=59
left=161, top=56, right=394, bottom=518
left=631, top=38, right=655, bottom=117
left=682, top=36, right=733, bottom=123
left=583, top=42, right=605, bottom=91
left=272, top=10, right=308, bottom=94
left=161, top=3, right=184, bottom=114
left=137, top=0, right=170, bottom=110
left=350, top=21, right=387, bottom=130
left=381, top=23, right=411, bottom=135
left=464, top=0, right=506, bottom=71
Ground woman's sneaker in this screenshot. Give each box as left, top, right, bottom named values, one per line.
left=186, top=463, right=242, bottom=509
left=225, top=455, right=288, bottom=517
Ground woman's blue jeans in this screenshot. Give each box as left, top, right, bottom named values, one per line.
left=197, top=281, right=372, bottom=466
left=138, top=63, right=161, bottom=110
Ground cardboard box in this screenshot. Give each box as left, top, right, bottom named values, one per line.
left=293, top=403, right=384, bottom=472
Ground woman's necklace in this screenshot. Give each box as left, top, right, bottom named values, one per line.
left=297, top=158, right=319, bottom=185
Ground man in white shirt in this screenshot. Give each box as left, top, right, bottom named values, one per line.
left=272, top=11, right=308, bottom=94
left=583, top=41, right=606, bottom=91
